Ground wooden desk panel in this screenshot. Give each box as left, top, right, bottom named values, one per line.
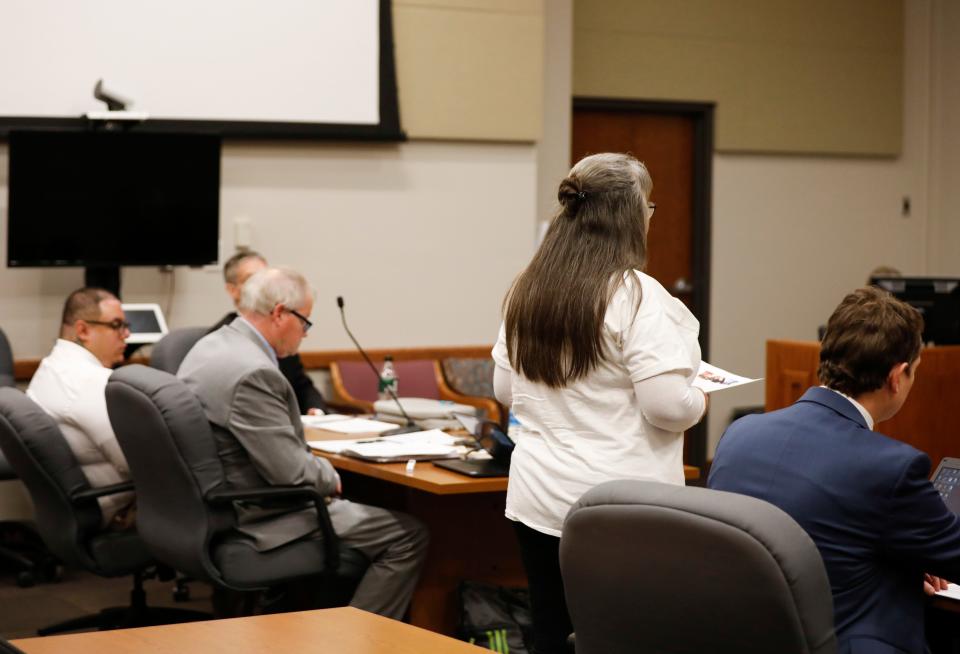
left=11, top=607, right=487, bottom=654
left=766, top=340, right=960, bottom=467
left=307, top=426, right=700, bottom=490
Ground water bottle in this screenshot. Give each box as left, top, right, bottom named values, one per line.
left=378, top=356, right=398, bottom=401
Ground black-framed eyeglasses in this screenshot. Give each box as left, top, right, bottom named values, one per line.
left=647, top=202, right=656, bottom=219
left=286, top=308, right=313, bottom=334
left=84, top=319, right=131, bottom=332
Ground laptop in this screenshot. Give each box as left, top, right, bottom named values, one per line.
left=434, top=414, right=514, bottom=478
left=931, top=457, right=960, bottom=514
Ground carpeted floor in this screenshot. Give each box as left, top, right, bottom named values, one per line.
left=0, top=568, right=213, bottom=641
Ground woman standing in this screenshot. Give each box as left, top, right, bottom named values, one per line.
left=492, top=152, right=707, bottom=654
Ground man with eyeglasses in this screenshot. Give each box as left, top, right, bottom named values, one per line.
left=27, top=287, right=135, bottom=529
left=210, top=250, right=329, bottom=415
left=179, top=267, right=428, bottom=619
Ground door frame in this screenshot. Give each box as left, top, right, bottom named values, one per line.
left=573, top=97, right=715, bottom=468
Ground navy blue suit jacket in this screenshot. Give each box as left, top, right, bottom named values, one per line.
left=709, top=387, right=960, bottom=654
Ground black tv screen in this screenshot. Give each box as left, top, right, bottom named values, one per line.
left=871, top=276, right=960, bottom=345
left=6, top=130, right=220, bottom=267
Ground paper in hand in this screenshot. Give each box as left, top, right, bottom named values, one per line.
left=692, top=361, right=761, bottom=394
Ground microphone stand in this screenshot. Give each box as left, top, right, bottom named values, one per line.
left=336, top=297, right=420, bottom=436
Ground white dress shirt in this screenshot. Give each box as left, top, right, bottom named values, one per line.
left=27, top=339, right=132, bottom=526
left=493, top=271, right=705, bottom=537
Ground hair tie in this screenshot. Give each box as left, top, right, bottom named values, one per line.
left=576, top=191, right=587, bottom=201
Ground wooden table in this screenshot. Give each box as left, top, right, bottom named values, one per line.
left=308, top=427, right=699, bottom=635
left=11, top=607, right=487, bottom=654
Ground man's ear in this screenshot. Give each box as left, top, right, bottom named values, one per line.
left=73, top=320, right=90, bottom=344
left=888, top=362, right=910, bottom=394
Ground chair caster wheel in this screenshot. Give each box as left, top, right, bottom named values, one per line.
left=16, top=571, right=36, bottom=588
left=41, top=560, right=64, bottom=583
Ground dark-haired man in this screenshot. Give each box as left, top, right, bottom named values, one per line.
left=211, top=250, right=328, bottom=414
left=709, top=286, right=960, bottom=654
left=27, top=287, right=135, bottom=528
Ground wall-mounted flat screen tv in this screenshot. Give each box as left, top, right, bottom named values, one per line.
left=6, top=130, right=220, bottom=267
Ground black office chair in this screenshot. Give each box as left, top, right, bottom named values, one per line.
left=0, top=387, right=209, bottom=635
left=149, top=327, right=208, bottom=375
left=105, top=365, right=367, bottom=615
left=560, top=480, right=837, bottom=654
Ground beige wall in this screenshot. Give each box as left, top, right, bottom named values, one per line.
left=705, top=0, right=959, bottom=453
left=395, top=0, right=544, bottom=141
left=574, top=0, right=903, bottom=155
left=927, top=0, right=960, bottom=274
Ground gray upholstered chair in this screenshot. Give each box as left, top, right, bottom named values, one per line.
left=560, top=480, right=837, bottom=654
left=0, top=328, right=14, bottom=389
left=105, top=365, right=366, bottom=612
left=0, top=387, right=208, bottom=634
left=148, top=327, right=208, bottom=375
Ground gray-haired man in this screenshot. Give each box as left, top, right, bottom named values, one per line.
left=179, top=267, right=428, bottom=619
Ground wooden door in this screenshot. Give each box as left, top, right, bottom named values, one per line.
left=572, top=100, right=713, bottom=466
left=572, top=111, right=695, bottom=306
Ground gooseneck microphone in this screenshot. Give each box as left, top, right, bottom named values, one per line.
left=336, top=296, right=420, bottom=436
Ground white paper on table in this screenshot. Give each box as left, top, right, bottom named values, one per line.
left=692, top=361, right=762, bottom=394
left=313, top=417, right=399, bottom=434
left=308, top=429, right=462, bottom=456
left=936, top=582, right=960, bottom=601
left=300, top=413, right=353, bottom=427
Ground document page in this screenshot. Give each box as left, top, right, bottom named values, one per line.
left=309, top=429, right=463, bottom=461
left=936, top=583, right=960, bottom=601
left=692, top=361, right=761, bottom=394
left=305, top=417, right=399, bottom=435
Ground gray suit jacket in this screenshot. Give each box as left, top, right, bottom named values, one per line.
left=178, top=317, right=339, bottom=551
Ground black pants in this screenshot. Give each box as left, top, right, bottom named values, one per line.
left=513, top=521, right=573, bottom=654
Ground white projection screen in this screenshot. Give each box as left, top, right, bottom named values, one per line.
left=0, top=0, right=401, bottom=139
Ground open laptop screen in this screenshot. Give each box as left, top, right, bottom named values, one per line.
left=932, top=457, right=960, bottom=514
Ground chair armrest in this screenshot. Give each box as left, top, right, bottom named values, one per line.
left=205, top=484, right=341, bottom=572
left=70, top=480, right=135, bottom=502
left=206, top=485, right=323, bottom=504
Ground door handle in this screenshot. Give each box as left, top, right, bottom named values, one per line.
left=672, top=277, right=693, bottom=293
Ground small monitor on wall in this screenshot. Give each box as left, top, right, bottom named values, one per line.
left=6, top=130, right=221, bottom=268
left=871, top=277, right=960, bottom=346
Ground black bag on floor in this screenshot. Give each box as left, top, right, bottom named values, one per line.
left=457, top=581, right=532, bottom=653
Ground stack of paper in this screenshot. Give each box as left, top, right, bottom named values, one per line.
left=301, top=415, right=398, bottom=435
left=309, top=429, right=463, bottom=462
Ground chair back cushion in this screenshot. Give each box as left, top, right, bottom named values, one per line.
left=149, top=327, right=208, bottom=374
left=0, top=388, right=101, bottom=568
left=0, top=328, right=14, bottom=388
left=335, top=359, right=439, bottom=402
left=106, top=365, right=230, bottom=582
left=560, top=479, right=837, bottom=654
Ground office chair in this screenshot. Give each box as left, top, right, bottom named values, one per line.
left=330, top=359, right=501, bottom=422
left=149, top=327, right=208, bottom=375
left=0, top=328, right=60, bottom=588
left=0, top=328, right=14, bottom=389
left=560, top=479, right=837, bottom=654
left=105, top=365, right=367, bottom=615
left=0, top=387, right=208, bottom=635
